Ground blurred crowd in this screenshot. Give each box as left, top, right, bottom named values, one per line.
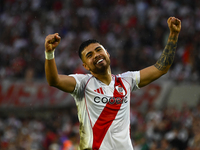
left=0, top=103, right=200, bottom=150
left=0, top=107, right=80, bottom=150
left=0, top=0, right=200, bottom=82
left=1, top=0, right=200, bottom=150
left=131, top=103, right=200, bottom=150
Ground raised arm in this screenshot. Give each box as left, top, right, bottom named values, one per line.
left=45, top=33, right=76, bottom=93
left=139, top=17, right=181, bottom=88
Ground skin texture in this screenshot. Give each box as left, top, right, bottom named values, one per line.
left=44, top=17, right=181, bottom=92
left=44, top=17, right=181, bottom=150
left=138, top=17, right=181, bottom=87
left=81, top=43, right=112, bottom=85
left=45, top=33, right=61, bottom=52
left=154, top=17, right=181, bottom=72
left=154, top=37, right=177, bottom=71
left=45, top=33, right=76, bottom=93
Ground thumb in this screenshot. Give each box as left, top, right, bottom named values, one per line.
left=172, top=24, right=178, bottom=30
left=52, top=41, right=59, bottom=49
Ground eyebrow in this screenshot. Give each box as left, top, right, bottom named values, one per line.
left=85, top=46, right=102, bottom=58
left=95, top=46, right=101, bottom=50
left=85, top=51, right=92, bottom=58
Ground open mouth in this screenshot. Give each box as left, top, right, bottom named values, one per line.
left=96, top=59, right=104, bottom=64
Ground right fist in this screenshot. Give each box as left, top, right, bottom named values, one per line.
left=45, top=33, right=61, bottom=52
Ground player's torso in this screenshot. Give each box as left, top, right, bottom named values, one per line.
left=85, top=76, right=130, bottom=124
left=77, top=75, right=133, bottom=150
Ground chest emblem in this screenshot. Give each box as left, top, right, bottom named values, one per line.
left=115, top=85, right=126, bottom=96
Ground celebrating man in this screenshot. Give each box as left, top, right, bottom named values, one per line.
left=44, top=17, right=181, bottom=150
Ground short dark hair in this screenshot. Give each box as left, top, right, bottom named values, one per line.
left=78, top=39, right=100, bottom=60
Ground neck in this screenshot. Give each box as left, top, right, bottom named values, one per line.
left=91, top=66, right=112, bottom=85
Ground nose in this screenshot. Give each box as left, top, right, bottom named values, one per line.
left=94, top=52, right=100, bottom=59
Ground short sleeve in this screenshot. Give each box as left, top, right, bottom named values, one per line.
left=119, top=71, right=140, bottom=91
left=69, top=74, right=92, bottom=99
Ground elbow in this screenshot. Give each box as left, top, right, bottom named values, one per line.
left=162, top=66, right=171, bottom=75
left=162, top=70, right=168, bottom=75
left=45, top=75, right=60, bottom=87
left=48, top=82, right=56, bottom=87
left=159, top=69, right=168, bottom=76
left=46, top=80, right=59, bottom=87
left=158, top=66, right=170, bottom=75
left=154, top=64, right=170, bottom=75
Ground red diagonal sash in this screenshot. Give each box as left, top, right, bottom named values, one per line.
left=92, top=77, right=127, bottom=150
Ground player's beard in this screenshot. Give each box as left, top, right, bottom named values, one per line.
left=90, top=56, right=110, bottom=74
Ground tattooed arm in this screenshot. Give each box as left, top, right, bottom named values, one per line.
left=138, top=17, right=181, bottom=88
left=154, top=34, right=178, bottom=72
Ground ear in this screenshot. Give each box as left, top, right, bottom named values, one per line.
left=106, top=49, right=110, bottom=58
left=82, top=63, right=90, bottom=71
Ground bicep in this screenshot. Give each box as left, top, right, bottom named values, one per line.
left=139, top=65, right=165, bottom=88
left=54, top=74, right=76, bottom=93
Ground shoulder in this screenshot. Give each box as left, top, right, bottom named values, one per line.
left=117, top=71, right=140, bottom=90
left=70, top=74, right=93, bottom=97
left=117, top=71, right=140, bottom=79
left=69, top=73, right=92, bottom=81
left=69, top=73, right=93, bottom=91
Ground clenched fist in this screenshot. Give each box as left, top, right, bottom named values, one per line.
left=167, top=17, right=181, bottom=34
left=45, top=33, right=61, bottom=52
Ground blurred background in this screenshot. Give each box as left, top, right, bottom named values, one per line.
left=0, top=0, right=200, bottom=150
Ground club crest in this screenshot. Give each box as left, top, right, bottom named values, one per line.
left=115, top=85, right=126, bottom=96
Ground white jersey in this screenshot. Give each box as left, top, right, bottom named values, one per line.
left=70, top=71, right=140, bottom=150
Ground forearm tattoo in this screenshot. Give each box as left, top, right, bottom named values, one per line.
left=154, top=37, right=178, bottom=71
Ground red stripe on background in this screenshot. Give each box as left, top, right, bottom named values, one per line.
left=92, top=77, right=127, bottom=150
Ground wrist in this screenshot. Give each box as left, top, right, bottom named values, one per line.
left=45, top=49, right=55, bottom=60
left=169, top=32, right=179, bottom=38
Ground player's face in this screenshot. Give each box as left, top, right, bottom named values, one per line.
left=81, top=43, right=110, bottom=74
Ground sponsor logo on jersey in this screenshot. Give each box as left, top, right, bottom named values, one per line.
left=94, top=87, right=104, bottom=94
left=94, top=96, right=127, bottom=104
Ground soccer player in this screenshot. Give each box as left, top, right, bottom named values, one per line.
left=44, top=17, right=181, bottom=150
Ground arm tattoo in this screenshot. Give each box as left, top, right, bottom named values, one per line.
left=154, top=36, right=178, bottom=71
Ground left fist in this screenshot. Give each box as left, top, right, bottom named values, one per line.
left=167, top=17, right=181, bottom=34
